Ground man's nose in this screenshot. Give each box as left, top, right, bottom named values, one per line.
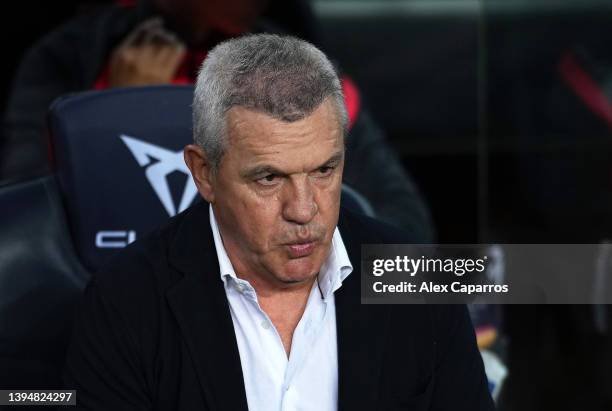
left=282, top=176, right=318, bottom=225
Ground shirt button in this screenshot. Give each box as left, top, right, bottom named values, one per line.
left=261, top=320, right=271, bottom=330
left=235, top=283, right=245, bottom=293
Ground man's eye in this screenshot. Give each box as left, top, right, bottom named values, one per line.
left=256, top=174, right=280, bottom=186
left=315, top=166, right=334, bottom=177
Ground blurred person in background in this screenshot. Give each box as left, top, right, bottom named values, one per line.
left=1, top=0, right=433, bottom=241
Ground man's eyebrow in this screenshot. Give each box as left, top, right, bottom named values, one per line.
left=241, top=165, right=287, bottom=179
left=241, top=151, right=345, bottom=179
left=320, top=151, right=344, bottom=168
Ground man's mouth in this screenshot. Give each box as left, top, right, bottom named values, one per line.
left=285, top=240, right=317, bottom=258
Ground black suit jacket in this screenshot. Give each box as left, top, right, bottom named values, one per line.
left=63, top=202, right=494, bottom=410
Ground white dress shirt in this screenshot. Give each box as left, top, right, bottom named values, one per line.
left=210, top=205, right=353, bottom=411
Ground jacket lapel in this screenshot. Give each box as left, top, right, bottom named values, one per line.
left=165, top=203, right=249, bottom=411
left=336, top=211, right=390, bottom=411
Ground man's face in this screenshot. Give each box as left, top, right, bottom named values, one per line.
left=208, top=99, right=344, bottom=287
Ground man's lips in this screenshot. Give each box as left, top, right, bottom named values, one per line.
left=285, top=240, right=318, bottom=258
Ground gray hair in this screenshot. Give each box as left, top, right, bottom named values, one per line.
left=192, top=34, right=348, bottom=172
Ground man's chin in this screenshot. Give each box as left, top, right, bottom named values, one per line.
left=273, top=258, right=322, bottom=284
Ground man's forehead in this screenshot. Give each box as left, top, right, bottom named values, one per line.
left=220, top=102, right=343, bottom=175
left=225, top=101, right=343, bottom=151
left=227, top=98, right=341, bottom=134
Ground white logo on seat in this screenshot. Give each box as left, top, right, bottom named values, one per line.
left=120, top=134, right=198, bottom=216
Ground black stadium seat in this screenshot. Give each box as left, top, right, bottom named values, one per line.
left=0, top=85, right=374, bottom=389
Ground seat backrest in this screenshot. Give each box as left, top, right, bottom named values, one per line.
left=48, top=86, right=199, bottom=271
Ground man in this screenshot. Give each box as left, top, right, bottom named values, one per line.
left=2, top=0, right=433, bottom=240
left=64, top=34, right=493, bottom=410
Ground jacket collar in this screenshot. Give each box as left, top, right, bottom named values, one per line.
left=165, top=202, right=389, bottom=410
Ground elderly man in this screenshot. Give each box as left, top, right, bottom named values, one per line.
left=64, top=34, right=493, bottom=410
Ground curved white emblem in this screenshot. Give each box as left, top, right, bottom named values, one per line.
left=120, top=134, right=198, bottom=216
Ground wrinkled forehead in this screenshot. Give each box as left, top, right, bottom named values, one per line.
left=223, top=100, right=345, bottom=172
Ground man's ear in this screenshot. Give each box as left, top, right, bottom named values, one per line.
left=184, top=144, right=216, bottom=203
